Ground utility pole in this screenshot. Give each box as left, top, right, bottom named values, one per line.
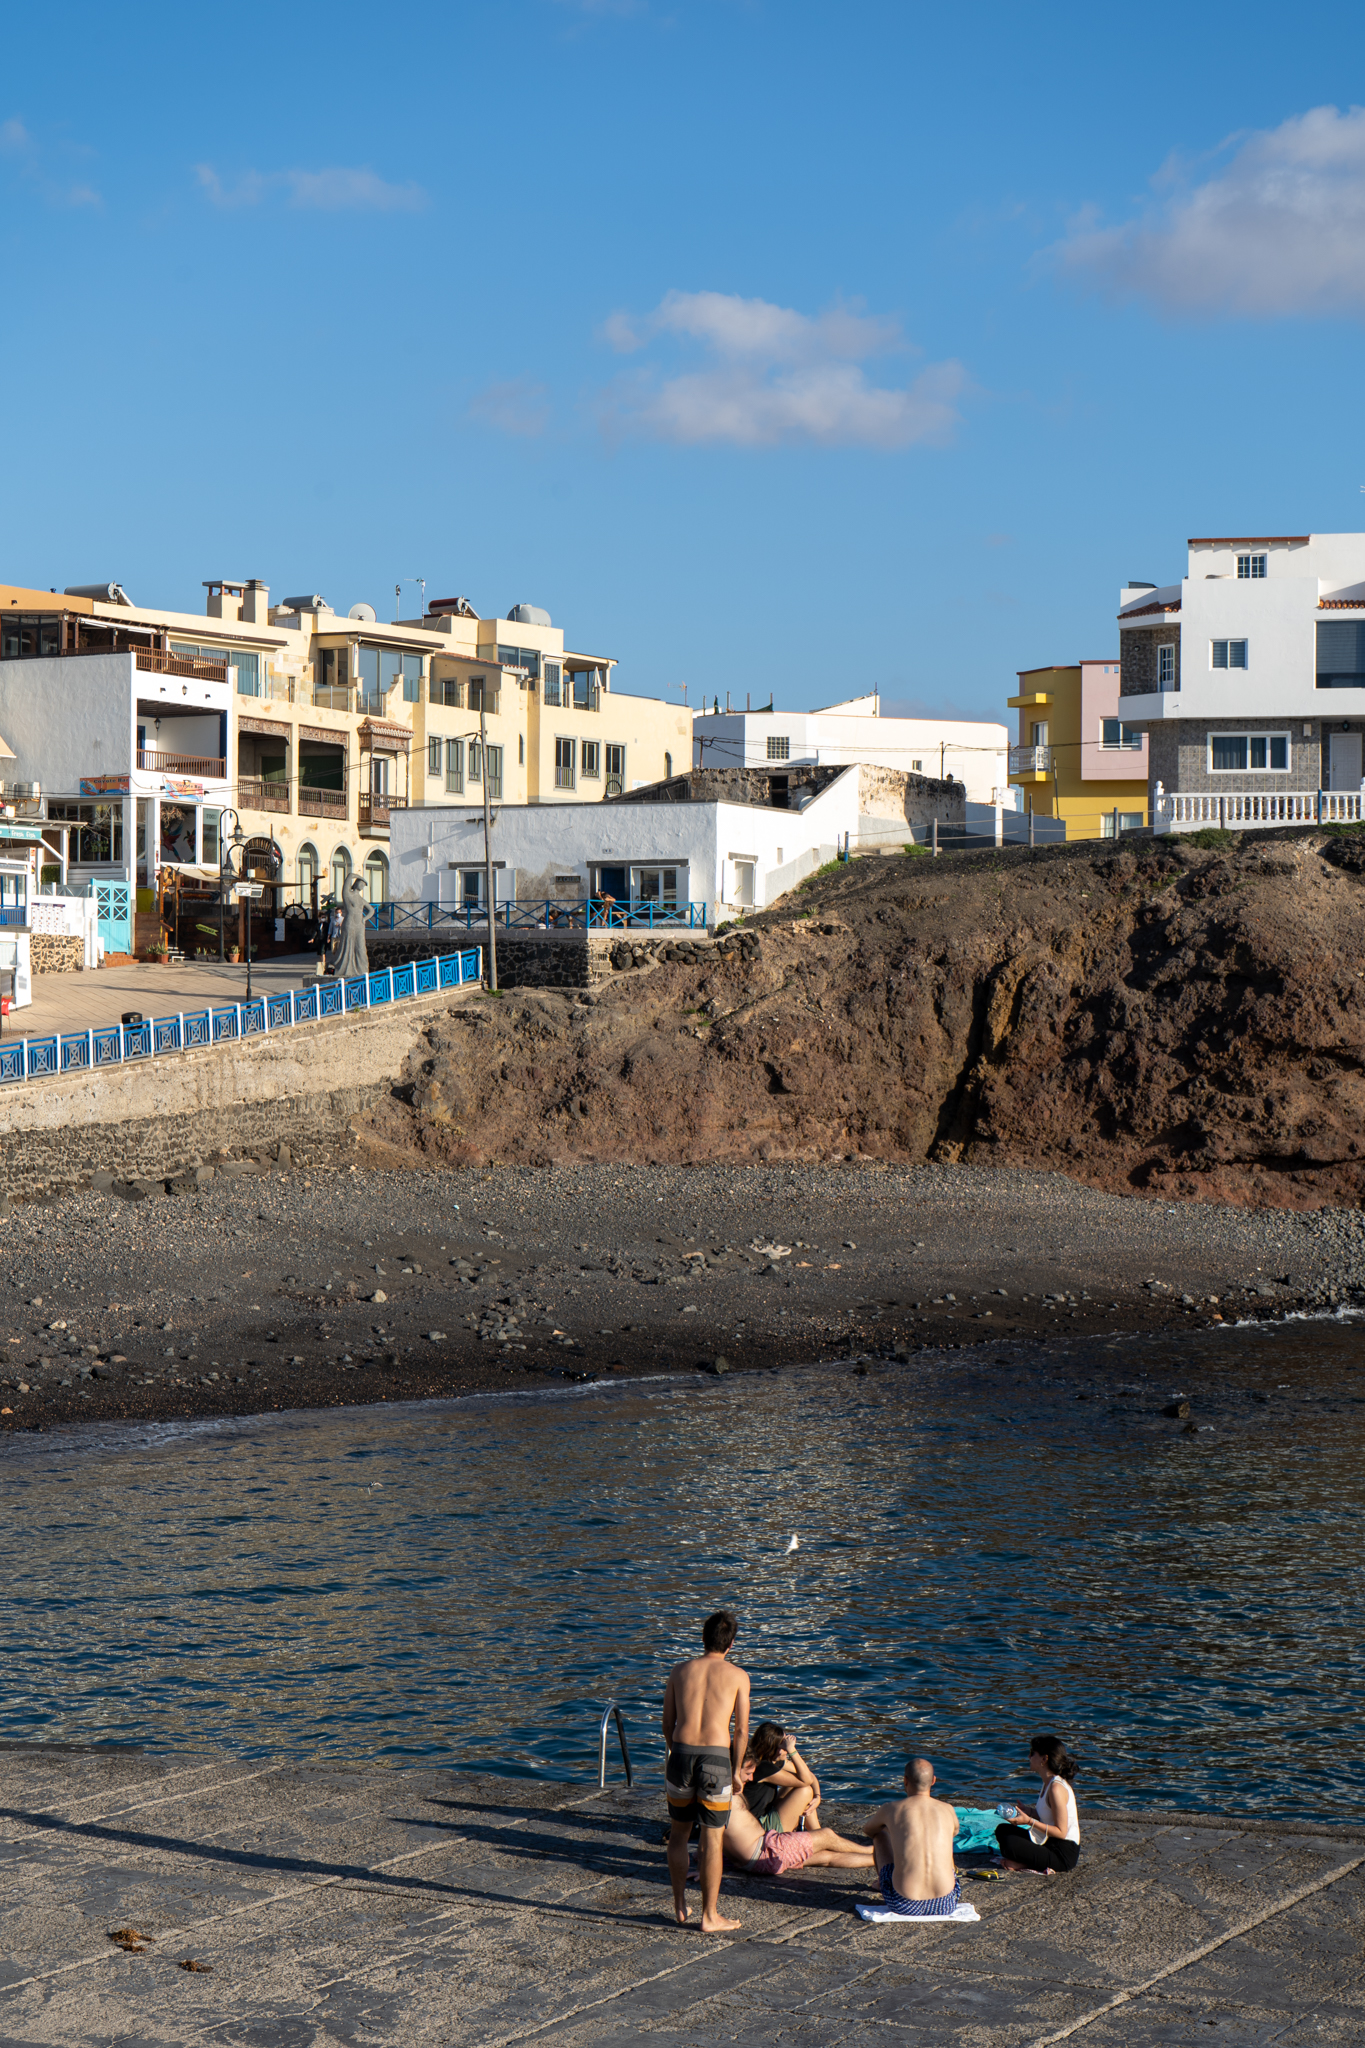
left=480, top=702, right=498, bottom=991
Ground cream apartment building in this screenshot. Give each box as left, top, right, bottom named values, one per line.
left=0, top=576, right=690, bottom=908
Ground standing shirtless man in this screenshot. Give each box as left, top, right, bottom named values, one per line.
left=862, top=1758, right=962, bottom=1918
left=661, top=1610, right=750, bottom=1932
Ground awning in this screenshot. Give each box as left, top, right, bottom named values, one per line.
left=0, top=732, right=16, bottom=761
left=299, top=725, right=346, bottom=745
left=239, top=714, right=292, bottom=739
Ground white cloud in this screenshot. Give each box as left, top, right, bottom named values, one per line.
left=1, top=116, right=32, bottom=156
left=599, top=289, right=966, bottom=449
left=0, top=113, right=100, bottom=206
left=470, top=378, right=551, bottom=438
left=195, top=163, right=425, bottom=213
left=1056, top=105, right=1365, bottom=316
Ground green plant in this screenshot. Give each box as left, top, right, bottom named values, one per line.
left=1184, top=826, right=1234, bottom=849
left=801, top=858, right=846, bottom=888
left=903, top=843, right=928, bottom=858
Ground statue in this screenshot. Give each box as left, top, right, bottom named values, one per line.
left=327, top=874, right=370, bottom=980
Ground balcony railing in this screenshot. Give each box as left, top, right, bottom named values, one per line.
left=312, top=685, right=354, bottom=713
left=137, top=750, right=227, bottom=777
left=238, top=778, right=291, bottom=815
left=299, top=786, right=348, bottom=818
left=358, top=792, right=409, bottom=834
left=1009, top=745, right=1052, bottom=775
left=136, top=649, right=229, bottom=684
left=1158, top=789, right=1358, bottom=831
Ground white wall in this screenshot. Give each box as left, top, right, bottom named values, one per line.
left=691, top=709, right=1008, bottom=804
left=390, top=766, right=862, bottom=918
left=0, top=653, right=133, bottom=790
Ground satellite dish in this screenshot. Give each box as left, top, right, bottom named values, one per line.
left=348, top=602, right=377, bottom=622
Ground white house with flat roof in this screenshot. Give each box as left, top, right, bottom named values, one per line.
left=390, top=767, right=864, bottom=921
left=1117, top=532, right=1365, bottom=829
left=691, top=694, right=1011, bottom=807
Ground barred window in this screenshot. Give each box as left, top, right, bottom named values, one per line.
left=767, top=735, right=790, bottom=761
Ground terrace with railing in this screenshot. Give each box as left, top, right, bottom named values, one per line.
left=1158, top=790, right=1365, bottom=831
left=358, top=792, right=408, bottom=835
left=135, top=648, right=229, bottom=684
left=137, top=750, right=228, bottom=777
left=364, top=898, right=708, bottom=931
left=238, top=778, right=291, bottom=815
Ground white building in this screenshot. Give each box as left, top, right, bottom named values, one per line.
left=1117, top=533, right=1365, bottom=828
left=390, top=767, right=865, bottom=921
left=691, top=694, right=1012, bottom=807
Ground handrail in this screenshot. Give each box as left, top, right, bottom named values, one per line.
left=598, top=1701, right=633, bottom=1789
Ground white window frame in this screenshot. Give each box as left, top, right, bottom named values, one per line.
left=1237, top=553, right=1268, bottom=580
left=1157, top=643, right=1176, bottom=688
left=1210, top=639, right=1249, bottom=670
left=581, top=739, right=600, bottom=779
left=1099, top=719, right=1142, bottom=751
left=1207, top=731, right=1291, bottom=773
left=555, top=736, right=575, bottom=790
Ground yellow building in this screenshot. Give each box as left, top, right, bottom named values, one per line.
left=0, top=576, right=690, bottom=911
left=1008, top=661, right=1149, bottom=840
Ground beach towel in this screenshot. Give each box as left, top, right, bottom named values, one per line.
left=951, top=1807, right=1004, bottom=1854
left=856, top=1900, right=980, bottom=1924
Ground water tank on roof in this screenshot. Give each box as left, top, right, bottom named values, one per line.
left=507, top=604, right=551, bottom=627
left=348, top=603, right=377, bottom=622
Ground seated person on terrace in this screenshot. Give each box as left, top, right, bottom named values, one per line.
left=722, top=1758, right=874, bottom=1879
left=862, top=1757, right=962, bottom=1918
left=994, top=1733, right=1081, bottom=1874
left=742, top=1722, right=823, bottom=1835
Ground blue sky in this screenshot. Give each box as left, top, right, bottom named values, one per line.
left=4, top=1, right=1365, bottom=720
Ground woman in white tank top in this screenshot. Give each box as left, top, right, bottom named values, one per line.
left=994, top=1734, right=1081, bottom=1873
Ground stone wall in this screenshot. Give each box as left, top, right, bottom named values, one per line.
left=0, top=985, right=470, bottom=1201
left=857, top=765, right=965, bottom=828
left=1148, top=719, right=1322, bottom=799
left=1120, top=626, right=1181, bottom=698
left=366, top=927, right=612, bottom=989
left=607, top=764, right=844, bottom=808
left=27, top=934, right=84, bottom=974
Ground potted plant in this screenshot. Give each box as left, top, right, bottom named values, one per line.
left=228, top=945, right=241, bottom=964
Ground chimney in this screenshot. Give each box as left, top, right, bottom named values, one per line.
left=241, top=579, right=269, bottom=625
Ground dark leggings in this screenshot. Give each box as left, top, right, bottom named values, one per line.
left=995, top=1823, right=1080, bottom=1873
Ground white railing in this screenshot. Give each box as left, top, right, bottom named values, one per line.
left=1157, top=789, right=1364, bottom=831
left=1009, top=745, right=1052, bottom=774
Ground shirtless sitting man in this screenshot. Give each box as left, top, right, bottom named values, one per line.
left=723, top=1757, right=874, bottom=1878
left=662, top=1610, right=749, bottom=1932
left=862, top=1758, right=962, bottom=1918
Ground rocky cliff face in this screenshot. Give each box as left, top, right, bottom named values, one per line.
left=361, top=832, right=1365, bottom=1207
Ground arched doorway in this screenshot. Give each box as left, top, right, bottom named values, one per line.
left=330, top=844, right=352, bottom=900
left=364, top=850, right=389, bottom=904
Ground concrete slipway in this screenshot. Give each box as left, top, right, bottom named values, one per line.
left=1, top=1745, right=1361, bottom=2044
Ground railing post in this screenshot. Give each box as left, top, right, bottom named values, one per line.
left=117, top=1023, right=124, bottom=1061
left=87, top=1026, right=94, bottom=1068
left=387, top=967, right=395, bottom=1002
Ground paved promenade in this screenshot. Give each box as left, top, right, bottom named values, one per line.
left=1, top=1744, right=1360, bottom=2044
left=15, top=954, right=320, bottom=1041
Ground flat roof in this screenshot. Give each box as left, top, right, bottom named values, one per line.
left=1187, top=535, right=1310, bottom=546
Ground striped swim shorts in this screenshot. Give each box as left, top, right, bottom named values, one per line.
left=666, top=1743, right=732, bottom=1829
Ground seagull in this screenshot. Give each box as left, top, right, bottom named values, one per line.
left=785, top=1535, right=799, bottom=1555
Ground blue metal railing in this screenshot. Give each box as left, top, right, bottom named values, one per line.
left=363, top=898, right=707, bottom=933
left=0, top=948, right=483, bottom=1087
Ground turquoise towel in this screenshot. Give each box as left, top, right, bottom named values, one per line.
left=952, top=1807, right=1003, bottom=1854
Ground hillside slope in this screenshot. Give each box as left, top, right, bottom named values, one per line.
left=361, top=831, right=1365, bottom=1207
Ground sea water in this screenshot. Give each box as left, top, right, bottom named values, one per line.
left=3, top=1320, right=1362, bottom=1820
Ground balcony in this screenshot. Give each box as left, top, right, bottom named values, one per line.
left=265, top=675, right=296, bottom=705
left=136, top=648, right=229, bottom=685
left=312, top=685, right=354, bottom=713
left=238, top=778, right=291, bottom=815
left=137, top=749, right=227, bottom=778
left=299, top=786, right=348, bottom=819
left=1009, top=745, right=1052, bottom=778
left=359, top=792, right=408, bottom=836
left=1007, top=690, right=1053, bottom=710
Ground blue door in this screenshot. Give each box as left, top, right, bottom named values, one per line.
left=95, top=881, right=133, bottom=955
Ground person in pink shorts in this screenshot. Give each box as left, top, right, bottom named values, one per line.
left=721, top=1758, right=874, bottom=1878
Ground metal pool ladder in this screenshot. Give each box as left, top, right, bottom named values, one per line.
left=598, top=1701, right=633, bottom=1789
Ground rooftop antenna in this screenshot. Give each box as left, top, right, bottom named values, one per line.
left=397, top=577, right=426, bottom=618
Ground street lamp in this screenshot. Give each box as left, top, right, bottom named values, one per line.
left=217, top=806, right=240, bottom=965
